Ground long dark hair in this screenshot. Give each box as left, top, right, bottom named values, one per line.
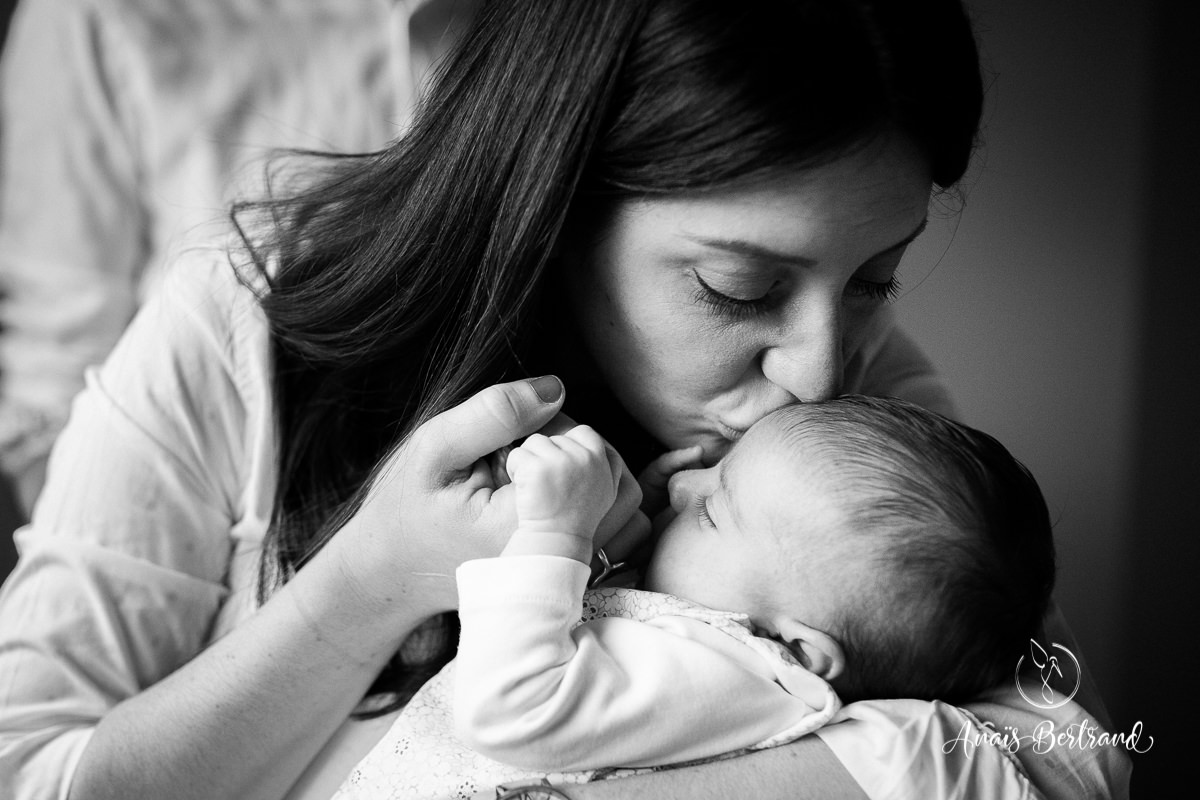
left=235, top=0, right=984, bottom=709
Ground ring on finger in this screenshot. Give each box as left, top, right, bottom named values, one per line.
left=589, top=547, right=627, bottom=588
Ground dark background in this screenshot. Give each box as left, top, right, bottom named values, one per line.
left=0, top=0, right=1192, bottom=795
left=890, top=1, right=1195, bottom=795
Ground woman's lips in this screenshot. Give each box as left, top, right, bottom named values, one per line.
left=717, top=421, right=748, bottom=441
left=698, top=425, right=743, bottom=466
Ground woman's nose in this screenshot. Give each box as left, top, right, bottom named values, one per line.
left=759, top=299, right=844, bottom=402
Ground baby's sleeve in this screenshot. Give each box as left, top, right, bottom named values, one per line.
left=454, top=556, right=832, bottom=772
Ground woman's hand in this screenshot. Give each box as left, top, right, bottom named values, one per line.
left=638, top=445, right=704, bottom=519
left=335, top=377, right=646, bottom=618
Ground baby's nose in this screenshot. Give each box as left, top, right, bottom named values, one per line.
left=667, top=468, right=707, bottom=512
left=666, top=471, right=691, bottom=513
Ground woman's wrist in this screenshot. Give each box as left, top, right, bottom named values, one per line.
left=70, top=531, right=433, bottom=800
left=325, top=512, right=456, bottom=633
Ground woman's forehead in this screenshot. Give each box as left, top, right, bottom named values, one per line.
left=615, top=139, right=932, bottom=253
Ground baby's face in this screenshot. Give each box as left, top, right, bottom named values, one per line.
left=644, top=410, right=851, bottom=629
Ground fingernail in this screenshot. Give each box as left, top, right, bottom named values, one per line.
left=529, top=375, right=563, bottom=403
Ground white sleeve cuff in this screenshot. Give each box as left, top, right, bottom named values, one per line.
left=456, top=555, right=589, bottom=616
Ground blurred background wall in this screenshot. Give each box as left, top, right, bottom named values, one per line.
left=0, top=0, right=1190, bottom=794
left=896, top=0, right=1191, bottom=793
left=899, top=0, right=1146, bottom=738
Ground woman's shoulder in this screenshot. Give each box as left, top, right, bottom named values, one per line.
left=118, top=244, right=275, bottom=481
left=159, top=243, right=266, bottom=311
left=815, top=698, right=1041, bottom=800
left=964, top=688, right=1133, bottom=800
left=77, top=242, right=279, bottom=548
left=816, top=693, right=1132, bottom=800
left=151, top=244, right=270, bottom=362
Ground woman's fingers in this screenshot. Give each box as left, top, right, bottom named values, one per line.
left=641, top=446, right=705, bottom=491
left=592, top=451, right=645, bottom=555
left=535, top=409, right=578, bottom=438
left=598, top=508, right=651, bottom=560
left=487, top=445, right=514, bottom=488
left=638, top=445, right=704, bottom=516
left=415, top=376, right=564, bottom=474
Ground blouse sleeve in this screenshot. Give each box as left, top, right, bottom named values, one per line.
left=813, top=688, right=1132, bottom=800
left=814, top=700, right=1045, bottom=800
left=0, top=255, right=268, bottom=799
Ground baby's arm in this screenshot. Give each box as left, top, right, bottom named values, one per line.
left=455, top=425, right=623, bottom=768
left=454, top=557, right=820, bottom=772
left=454, top=430, right=817, bottom=772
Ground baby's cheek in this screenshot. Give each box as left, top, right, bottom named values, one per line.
left=650, top=506, right=678, bottom=537
left=644, top=521, right=688, bottom=589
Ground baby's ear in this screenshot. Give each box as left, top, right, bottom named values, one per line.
left=775, top=617, right=845, bottom=681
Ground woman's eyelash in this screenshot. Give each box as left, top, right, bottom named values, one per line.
left=847, top=275, right=902, bottom=303
left=692, top=271, right=772, bottom=319
left=693, top=271, right=901, bottom=318
left=693, top=496, right=716, bottom=527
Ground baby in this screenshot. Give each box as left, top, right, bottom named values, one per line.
left=335, top=395, right=1056, bottom=800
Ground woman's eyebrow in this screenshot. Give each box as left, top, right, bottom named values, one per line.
left=869, top=217, right=928, bottom=260
left=680, top=217, right=928, bottom=267
left=681, top=235, right=817, bottom=268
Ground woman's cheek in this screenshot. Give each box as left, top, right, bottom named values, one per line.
left=841, top=300, right=890, bottom=354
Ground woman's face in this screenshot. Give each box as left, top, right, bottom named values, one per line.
left=563, top=134, right=933, bottom=464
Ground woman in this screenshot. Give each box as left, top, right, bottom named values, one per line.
left=0, top=1, right=1127, bottom=799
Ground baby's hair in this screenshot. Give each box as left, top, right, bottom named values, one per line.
left=772, top=396, right=1056, bottom=704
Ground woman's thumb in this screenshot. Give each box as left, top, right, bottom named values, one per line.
left=422, top=376, right=564, bottom=471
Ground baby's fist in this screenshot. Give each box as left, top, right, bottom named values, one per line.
left=506, top=425, right=620, bottom=536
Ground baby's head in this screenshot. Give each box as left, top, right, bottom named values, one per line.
left=645, top=396, right=1056, bottom=704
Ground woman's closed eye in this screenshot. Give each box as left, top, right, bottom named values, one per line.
left=691, top=270, right=779, bottom=320
left=846, top=245, right=911, bottom=304
left=692, top=268, right=901, bottom=320
left=845, top=274, right=902, bottom=303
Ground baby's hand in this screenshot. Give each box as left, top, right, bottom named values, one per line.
left=638, top=445, right=704, bottom=518
left=505, top=426, right=620, bottom=540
